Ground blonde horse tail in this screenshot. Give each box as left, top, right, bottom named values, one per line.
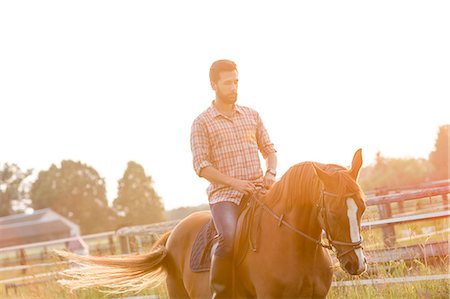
left=56, top=231, right=171, bottom=295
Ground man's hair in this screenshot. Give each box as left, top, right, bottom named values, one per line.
left=209, top=59, right=237, bottom=84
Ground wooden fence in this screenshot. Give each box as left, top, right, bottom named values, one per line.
left=364, top=180, right=449, bottom=247
left=114, top=179, right=449, bottom=251
left=0, top=231, right=116, bottom=272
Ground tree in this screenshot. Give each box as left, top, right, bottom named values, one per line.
left=429, top=124, right=449, bottom=180
left=359, top=152, right=432, bottom=191
left=30, top=160, right=116, bottom=234
left=113, top=161, right=165, bottom=227
left=0, top=163, right=32, bottom=216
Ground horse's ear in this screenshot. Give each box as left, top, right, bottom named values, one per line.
left=312, top=163, right=332, bottom=184
left=349, top=148, right=363, bottom=180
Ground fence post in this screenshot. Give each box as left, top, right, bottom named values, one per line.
left=129, top=236, right=137, bottom=253
left=119, top=236, right=130, bottom=254
left=108, top=235, right=115, bottom=255
left=42, top=246, right=48, bottom=262
left=443, top=194, right=448, bottom=210
left=18, top=249, right=27, bottom=275
left=376, top=189, right=396, bottom=248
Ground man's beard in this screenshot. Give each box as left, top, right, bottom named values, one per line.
left=217, top=90, right=237, bottom=104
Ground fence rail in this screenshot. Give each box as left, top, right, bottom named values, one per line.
left=365, top=179, right=450, bottom=196
left=0, top=261, right=69, bottom=273
left=365, top=186, right=450, bottom=206
left=0, top=231, right=114, bottom=254
left=365, top=240, right=448, bottom=264
left=332, top=273, right=450, bottom=287
left=362, top=210, right=450, bottom=228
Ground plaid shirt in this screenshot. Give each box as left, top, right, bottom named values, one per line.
left=190, top=103, right=276, bottom=205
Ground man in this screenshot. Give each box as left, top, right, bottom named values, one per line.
left=190, top=59, right=277, bottom=298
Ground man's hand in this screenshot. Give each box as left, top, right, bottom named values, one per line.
left=263, top=172, right=276, bottom=189
left=229, top=178, right=256, bottom=195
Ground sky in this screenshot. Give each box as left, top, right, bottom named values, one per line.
left=1, top=1, right=449, bottom=210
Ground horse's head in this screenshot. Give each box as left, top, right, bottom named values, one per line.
left=312, top=149, right=367, bottom=275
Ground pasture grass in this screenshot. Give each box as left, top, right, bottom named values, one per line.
left=328, top=279, right=449, bottom=299
left=1, top=259, right=447, bottom=298
left=0, top=279, right=169, bottom=299
left=329, top=259, right=449, bottom=299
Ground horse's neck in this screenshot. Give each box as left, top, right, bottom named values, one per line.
left=269, top=196, right=322, bottom=249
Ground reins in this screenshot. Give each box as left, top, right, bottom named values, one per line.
left=251, top=188, right=363, bottom=256
left=252, top=192, right=332, bottom=250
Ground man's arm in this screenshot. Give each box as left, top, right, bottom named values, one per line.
left=263, top=152, right=277, bottom=189
left=254, top=111, right=278, bottom=189
left=265, top=152, right=277, bottom=171
left=200, top=166, right=256, bottom=195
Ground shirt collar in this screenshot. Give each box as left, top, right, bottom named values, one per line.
left=209, top=101, right=243, bottom=118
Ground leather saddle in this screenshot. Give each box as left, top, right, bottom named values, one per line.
left=189, top=194, right=264, bottom=272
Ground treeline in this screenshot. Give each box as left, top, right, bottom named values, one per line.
left=359, top=124, right=448, bottom=191
left=0, top=125, right=448, bottom=233
left=0, top=160, right=164, bottom=234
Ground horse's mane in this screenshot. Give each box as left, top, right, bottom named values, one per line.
left=263, top=162, right=362, bottom=211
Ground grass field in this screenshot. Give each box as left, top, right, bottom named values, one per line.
left=0, top=280, right=169, bottom=299
left=328, top=279, right=449, bottom=299
left=1, top=197, right=448, bottom=298
left=1, top=253, right=448, bottom=298
left=329, top=259, right=449, bottom=299
left=1, top=270, right=448, bottom=299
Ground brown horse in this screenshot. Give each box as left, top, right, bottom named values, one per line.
left=58, top=149, right=367, bottom=298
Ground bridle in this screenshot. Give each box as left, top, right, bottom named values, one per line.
left=317, top=189, right=363, bottom=259
left=252, top=188, right=363, bottom=258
